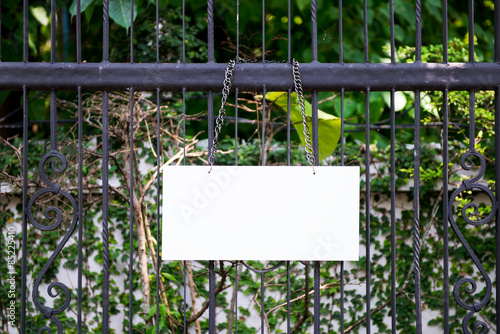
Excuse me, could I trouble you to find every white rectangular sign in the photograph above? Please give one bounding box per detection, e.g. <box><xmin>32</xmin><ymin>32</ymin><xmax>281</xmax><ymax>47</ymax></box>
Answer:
<box><xmin>162</xmin><ymin>166</ymin><xmax>359</xmax><ymax>261</ymax></box>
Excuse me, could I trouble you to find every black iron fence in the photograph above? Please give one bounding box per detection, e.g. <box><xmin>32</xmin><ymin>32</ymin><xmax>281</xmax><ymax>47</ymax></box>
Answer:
<box><xmin>0</xmin><ymin>0</ymin><xmax>499</xmax><ymax>333</ymax></box>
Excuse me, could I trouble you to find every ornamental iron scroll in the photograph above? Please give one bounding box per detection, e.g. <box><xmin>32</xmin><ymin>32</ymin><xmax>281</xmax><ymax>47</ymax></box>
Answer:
<box><xmin>448</xmin><ymin>145</ymin><xmax>498</xmax><ymax>332</ymax></box>
<box><xmin>26</xmin><ymin>145</ymin><xmax>78</xmax><ymax>330</ymax></box>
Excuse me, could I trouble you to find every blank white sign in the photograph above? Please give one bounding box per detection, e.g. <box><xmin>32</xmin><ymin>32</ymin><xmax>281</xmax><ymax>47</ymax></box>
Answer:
<box><xmin>162</xmin><ymin>166</ymin><xmax>359</xmax><ymax>261</ymax></box>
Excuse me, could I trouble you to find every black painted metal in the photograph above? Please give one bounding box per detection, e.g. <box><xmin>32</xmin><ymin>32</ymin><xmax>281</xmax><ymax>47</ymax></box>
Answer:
<box><xmin>208</xmin><ymin>261</ymin><xmax>215</xmax><ymax>334</ymax></box>
<box><xmin>443</xmin><ymin>89</ymin><xmax>450</xmax><ymax>333</ymax></box>
<box><xmin>20</xmin><ymin>85</ymin><xmax>27</xmax><ymax>334</ymax></box>
<box><xmin>102</xmin><ymin>90</ymin><xmax>110</xmax><ymax>333</ymax></box>
<box><xmin>1</xmin><ymin>62</ymin><xmax>500</xmax><ymax>91</ymax></box>
<box><xmin>27</xmin><ymin>90</ymin><xmax>76</xmax><ymax>334</ymax></box>
<box><xmin>9</xmin><ymin>0</ymin><xmax>500</xmax><ymax>333</ymax></box>
<box><xmin>313</xmin><ymin>261</ymin><xmax>320</xmax><ymax>334</ymax></box>
<box><xmin>77</xmin><ymin>86</ymin><xmax>83</xmax><ymax>334</ymax></box>
<box><xmin>390</xmin><ymin>89</ymin><xmax>397</xmax><ymax>333</ymax></box>
<box><xmin>365</xmin><ymin>90</ymin><xmax>371</xmax><ymax>334</ymax></box>
<box><xmin>414</xmin><ymin>90</ymin><xmax>423</xmax><ymax>334</ymax></box>
<box><xmin>155</xmin><ymin>88</ymin><xmax>161</xmax><ymax>334</ymax></box>
<box><xmin>129</xmin><ymin>88</ymin><xmax>135</xmax><ymax>334</ymax></box>
<box><xmin>447</xmin><ymin>91</ymin><xmax>497</xmax><ymax>334</ymax></box>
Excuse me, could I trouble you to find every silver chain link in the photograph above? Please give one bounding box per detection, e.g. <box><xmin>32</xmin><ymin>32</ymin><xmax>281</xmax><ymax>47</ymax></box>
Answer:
<box><xmin>208</xmin><ymin>59</ymin><xmax>235</xmax><ymax>166</ymax></box>
<box><xmin>292</xmin><ymin>59</ymin><xmax>316</xmax><ymax>167</ymax></box>
<box><xmin>209</xmin><ymin>58</ymin><xmax>316</xmax><ymax>168</ymax></box>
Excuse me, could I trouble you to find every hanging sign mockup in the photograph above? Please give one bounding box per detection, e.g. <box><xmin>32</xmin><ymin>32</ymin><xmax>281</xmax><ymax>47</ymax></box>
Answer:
<box><xmin>161</xmin><ymin>166</ymin><xmax>359</xmax><ymax>261</ymax></box>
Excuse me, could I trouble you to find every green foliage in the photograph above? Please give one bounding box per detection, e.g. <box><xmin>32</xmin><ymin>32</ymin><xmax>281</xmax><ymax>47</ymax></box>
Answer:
<box><xmin>0</xmin><ymin>1</ymin><xmax>498</xmax><ymax>333</ymax></box>
<box><xmin>265</xmin><ymin>91</ymin><xmax>341</xmax><ymax>161</ymax></box>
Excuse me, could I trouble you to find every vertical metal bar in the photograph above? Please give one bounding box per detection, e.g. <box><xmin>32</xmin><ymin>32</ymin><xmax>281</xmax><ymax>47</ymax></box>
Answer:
<box><xmin>365</xmin><ymin>89</ymin><xmax>371</xmax><ymax>334</ymax></box>
<box><xmin>262</xmin><ymin>0</ymin><xmax>265</xmax><ymax>62</ymax></box>
<box><xmin>260</xmin><ymin>272</ymin><xmax>265</xmax><ymax>334</ymax></box>
<box><xmin>415</xmin><ymin>0</ymin><xmax>422</xmax><ymax>61</ymax></box>
<box><xmin>312</xmin><ymin>72</ymin><xmax>320</xmax><ymax>333</ymax></box>
<box><xmin>183</xmin><ymin>87</ymin><xmax>187</xmax><ymax>165</ymax></box>
<box><xmin>287</xmin><ymin>90</ymin><xmax>291</xmax><ymax>166</ymax></box>
<box><xmin>103</xmin><ymin>0</ymin><xmax>109</xmax><ymax>62</ymax></box>
<box><xmin>443</xmin><ymin>88</ymin><xmax>449</xmax><ymax>334</ymax></box>
<box><xmin>340</xmin><ymin>261</ymin><xmax>345</xmax><ymax>333</ymax></box>
<box><xmin>287</xmin><ymin>0</ymin><xmax>291</xmax><ymax>61</ymax></box>
<box><xmin>102</xmin><ymin>0</ymin><xmax>111</xmax><ymax>330</ymax></box>
<box><xmin>20</xmin><ymin>85</ymin><xmax>28</xmax><ymax>334</ymax></box>
<box><xmin>77</xmin><ymin>85</ymin><xmax>83</xmax><ymax>334</ymax></box>
<box><xmin>236</xmin><ymin>0</ymin><xmax>240</xmax><ymax>60</ymax></box>
<box><xmin>287</xmin><ymin>261</ymin><xmax>291</xmax><ymax>333</ymax></box>
<box><xmin>339</xmin><ymin>0</ymin><xmax>343</xmax><ymax>64</ymax></box>
<box><xmin>469</xmin><ymin>91</ymin><xmax>475</xmax><ymax>150</ymax></box>
<box><xmin>182</xmin><ymin>0</ymin><xmax>185</xmax><ymax>63</ymax></box>
<box><xmin>495</xmin><ymin>0</ymin><xmax>500</xmax><ymax>62</ymax></box>
<box><xmin>183</xmin><ymin>261</ymin><xmax>187</xmax><ymax>334</ymax></box>
<box><xmin>76</xmin><ymin>0</ymin><xmax>81</xmax><ymax>63</ymax></box>
<box><xmin>23</xmin><ymin>0</ymin><xmax>28</xmax><ymax>63</ymax></box>
<box><xmin>363</xmin><ymin>0</ymin><xmax>369</xmax><ymax>63</ymax></box>
<box><xmin>155</xmin><ymin>88</ymin><xmax>161</xmax><ymax>334</ymax></box>
<box><xmin>495</xmin><ymin>86</ymin><xmax>500</xmax><ymax>332</ymax></box>
<box><xmin>468</xmin><ymin>0</ymin><xmax>474</xmax><ymax>63</ymax></box>
<box><xmin>208</xmin><ymin>0</ymin><xmax>214</xmax><ymax>62</ymax></box>
<box><xmin>21</xmin><ymin>0</ymin><xmax>29</xmax><ymax>329</ymax></box>
<box><xmin>262</xmin><ymin>84</ymin><xmax>266</xmax><ymax>165</ymax></box>
<box><xmin>390</xmin><ymin>88</ymin><xmax>397</xmax><ymax>333</ymax></box>
<box><xmin>234</xmin><ymin>261</ymin><xmax>239</xmax><ymax>333</ymax></box>
<box><xmin>287</xmin><ymin>0</ymin><xmax>291</xmax><ymax>166</ymax></box>
<box><xmin>130</xmin><ymin>0</ymin><xmax>134</xmax><ymax>63</ymax></box>
<box><xmin>235</xmin><ymin>88</ymin><xmax>239</xmax><ymax>165</ymax></box>
<box><xmin>208</xmin><ymin>0</ymin><xmax>214</xmax><ymax>162</ymax></box>
<box><xmin>312</xmin><ymin>91</ymin><xmax>319</xmax><ymax>163</ymax></box>
<box><xmin>340</xmin><ymin>87</ymin><xmax>345</xmax><ymax>334</ymax></box>
<box><xmin>442</xmin><ymin>0</ymin><xmax>448</xmax><ymax>63</ymax></box>
<box><xmin>156</xmin><ymin>0</ymin><xmax>159</xmax><ymax>63</ymax></box>
<box><xmin>235</xmin><ymin>0</ymin><xmax>240</xmax><ymax>165</ymax></box>
<box><xmin>390</xmin><ymin>0</ymin><xmax>395</xmax><ymax>63</ymax></box>
<box><xmin>129</xmin><ymin>88</ymin><xmax>135</xmax><ymax>334</ymax></box>
<box><xmin>102</xmin><ymin>91</ymin><xmax>110</xmax><ymax>334</ymax></box>
<box><xmin>0</xmin><ymin>0</ymin><xmax>2</xmax><ymax>60</ymax></box>
<box><xmin>50</xmin><ymin>91</ymin><xmax>57</xmax><ymax>150</ymax></box>
<box><xmin>208</xmin><ymin>90</ymin><xmax>214</xmax><ymax>160</ymax></box>
<box><xmin>311</xmin><ymin>0</ymin><xmax>318</xmax><ymax>62</ymax></box>
<box><xmin>314</xmin><ymin>261</ymin><xmax>320</xmax><ymax>333</ymax></box>
<box><xmin>413</xmin><ymin>90</ymin><xmax>422</xmax><ymax>334</ymax></box>
<box><xmin>51</xmin><ymin>0</ymin><xmax>56</xmax><ymax>63</ymax></box>
<box><xmin>155</xmin><ymin>3</ymin><xmax>161</xmax><ymax>331</ymax></box>
<box><xmin>340</xmin><ymin>89</ymin><xmax>344</xmax><ymax>164</ymax></box>
<box><xmin>209</xmin><ymin>261</ymin><xmax>216</xmax><ymax>334</ymax></box>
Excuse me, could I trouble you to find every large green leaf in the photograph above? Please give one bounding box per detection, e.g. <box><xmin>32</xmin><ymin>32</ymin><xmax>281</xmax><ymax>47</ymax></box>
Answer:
<box><xmin>109</xmin><ymin>0</ymin><xmax>138</xmax><ymax>29</ymax></box>
<box><xmin>265</xmin><ymin>92</ymin><xmax>341</xmax><ymax>161</ymax></box>
<box><xmin>69</xmin><ymin>0</ymin><xmax>94</xmax><ymax>17</ymax></box>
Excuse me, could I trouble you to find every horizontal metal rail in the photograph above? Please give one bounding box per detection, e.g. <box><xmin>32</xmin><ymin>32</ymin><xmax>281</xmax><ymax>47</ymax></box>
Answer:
<box><xmin>1</xmin><ymin>62</ymin><xmax>500</xmax><ymax>91</ymax></box>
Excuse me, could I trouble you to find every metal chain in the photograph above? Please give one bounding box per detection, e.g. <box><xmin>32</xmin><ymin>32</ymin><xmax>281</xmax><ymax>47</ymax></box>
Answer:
<box><xmin>292</xmin><ymin>59</ymin><xmax>316</xmax><ymax>167</ymax></box>
<box><xmin>208</xmin><ymin>59</ymin><xmax>235</xmax><ymax>166</ymax></box>
<box><xmin>208</xmin><ymin>58</ymin><xmax>316</xmax><ymax>168</ymax></box>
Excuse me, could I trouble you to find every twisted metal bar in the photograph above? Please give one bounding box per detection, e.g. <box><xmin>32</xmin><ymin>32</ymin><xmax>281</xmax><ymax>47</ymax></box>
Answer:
<box><xmin>27</xmin><ymin>151</ymin><xmax>77</xmax><ymax>334</ymax></box>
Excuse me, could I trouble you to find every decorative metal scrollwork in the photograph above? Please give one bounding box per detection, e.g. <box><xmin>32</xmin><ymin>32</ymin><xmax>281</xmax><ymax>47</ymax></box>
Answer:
<box><xmin>27</xmin><ymin>149</ymin><xmax>78</xmax><ymax>334</ymax></box>
<box><xmin>448</xmin><ymin>149</ymin><xmax>498</xmax><ymax>334</ymax></box>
